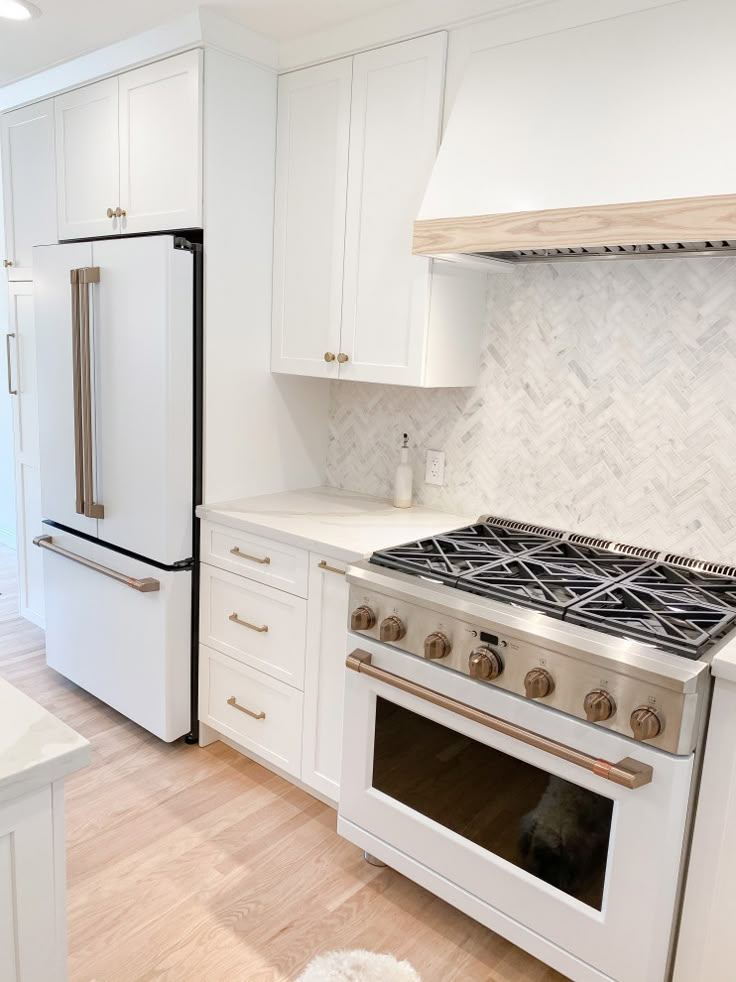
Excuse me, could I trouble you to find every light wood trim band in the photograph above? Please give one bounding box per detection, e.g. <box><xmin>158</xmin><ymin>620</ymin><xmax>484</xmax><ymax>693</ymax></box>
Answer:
<box><xmin>413</xmin><ymin>193</ymin><xmax>736</xmax><ymax>256</ymax></box>
<box><xmin>33</xmin><ymin>535</ymin><xmax>160</xmax><ymax>593</ymax></box>
<box><xmin>347</xmin><ymin>650</ymin><xmax>653</xmax><ymax>790</ymax></box>
<box><xmin>229</xmin><ymin>612</ymin><xmax>269</xmax><ymax>633</ymax></box>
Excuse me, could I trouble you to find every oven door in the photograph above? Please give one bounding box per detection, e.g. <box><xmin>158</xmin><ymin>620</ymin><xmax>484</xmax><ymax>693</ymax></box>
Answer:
<box><xmin>338</xmin><ymin>639</ymin><xmax>693</xmax><ymax>982</ymax></box>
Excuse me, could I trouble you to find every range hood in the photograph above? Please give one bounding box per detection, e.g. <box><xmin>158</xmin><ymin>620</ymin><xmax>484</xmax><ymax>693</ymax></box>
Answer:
<box><xmin>414</xmin><ymin>0</ymin><xmax>736</xmax><ymax>266</ymax></box>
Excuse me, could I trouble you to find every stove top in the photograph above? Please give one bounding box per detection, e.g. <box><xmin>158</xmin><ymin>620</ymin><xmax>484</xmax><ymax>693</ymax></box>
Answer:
<box><xmin>371</xmin><ymin>521</ymin><xmax>736</xmax><ymax>659</ymax></box>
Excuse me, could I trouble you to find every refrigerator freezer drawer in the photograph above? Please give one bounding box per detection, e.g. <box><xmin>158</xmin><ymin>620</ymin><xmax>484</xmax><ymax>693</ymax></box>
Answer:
<box><xmin>40</xmin><ymin>530</ymin><xmax>191</xmax><ymax>741</ymax></box>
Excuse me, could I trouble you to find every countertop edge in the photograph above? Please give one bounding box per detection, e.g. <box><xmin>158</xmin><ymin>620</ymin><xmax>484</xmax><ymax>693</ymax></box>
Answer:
<box><xmin>0</xmin><ymin>740</ymin><xmax>90</xmax><ymax>805</ymax></box>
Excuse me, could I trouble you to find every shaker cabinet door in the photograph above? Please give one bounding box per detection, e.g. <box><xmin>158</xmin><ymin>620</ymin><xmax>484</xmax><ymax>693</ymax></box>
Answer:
<box><xmin>1</xmin><ymin>99</ymin><xmax>57</xmax><ymax>280</ymax></box>
<box><xmin>118</xmin><ymin>50</ymin><xmax>203</xmax><ymax>234</ymax></box>
<box><xmin>55</xmin><ymin>77</ymin><xmax>120</xmax><ymax>240</ymax></box>
<box><xmin>271</xmin><ymin>58</ymin><xmax>352</xmax><ymax>378</ymax></box>
<box><xmin>339</xmin><ymin>34</ymin><xmax>446</xmax><ymax>385</ymax></box>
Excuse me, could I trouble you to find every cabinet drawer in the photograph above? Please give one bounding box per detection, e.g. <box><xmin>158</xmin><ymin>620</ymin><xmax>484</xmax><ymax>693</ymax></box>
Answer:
<box><xmin>201</xmin><ymin>521</ymin><xmax>309</xmax><ymax>596</ymax></box>
<box><xmin>200</xmin><ymin>563</ymin><xmax>306</xmax><ymax>688</ymax></box>
<box><xmin>200</xmin><ymin>647</ymin><xmax>303</xmax><ymax>777</ymax></box>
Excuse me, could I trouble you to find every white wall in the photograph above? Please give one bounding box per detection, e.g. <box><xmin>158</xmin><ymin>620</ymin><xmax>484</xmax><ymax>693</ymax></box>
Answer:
<box><xmin>0</xmin><ymin>184</ymin><xmax>16</xmax><ymax>549</ymax></box>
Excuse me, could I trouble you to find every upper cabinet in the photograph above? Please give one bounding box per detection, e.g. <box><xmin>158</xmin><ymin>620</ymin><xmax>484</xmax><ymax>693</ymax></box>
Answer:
<box><xmin>55</xmin><ymin>50</ymin><xmax>202</xmax><ymax>240</ymax></box>
<box><xmin>1</xmin><ymin>99</ymin><xmax>57</xmax><ymax>280</ymax></box>
<box><xmin>271</xmin><ymin>33</ymin><xmax>485</xmax><ymax>388</ymax></box>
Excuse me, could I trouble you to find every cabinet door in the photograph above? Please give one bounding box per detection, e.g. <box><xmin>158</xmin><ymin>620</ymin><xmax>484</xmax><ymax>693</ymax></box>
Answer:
<box><xmin>7</xmin><ymin>283</ymin><xmax>44</xmax><ymax>626</ymax></box>
<box><xmin>340</xmin><ymin>34</ymin><xmax>446</xmax><ymax>385</ymax></box>
<box><xmin>1</xmin><ymin>100</ymin><xmax>57</xmax><ymax>281</ymax></box>
<box><xmin>271</xmin><ymin>59</ymin><xmax>352</xmax><ymax>378</ymax></box>
<box><xmin>55</xmin><ymin>78</ymin><xmax>120</xmax><ymax>239</ymax></box>
<box><xmin>301</xmin><ymin>552</ymin><xmax>350</xmax><ymax>801</ymax></box>
<box><xmin>118</xmin><ymin>50</ymin><xmax>203</xmax><ymax>234</ymax></box>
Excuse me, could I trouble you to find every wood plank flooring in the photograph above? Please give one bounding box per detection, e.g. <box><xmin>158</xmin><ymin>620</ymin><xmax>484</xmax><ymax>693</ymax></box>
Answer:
<box><xmin>0</xmin><ymin>546</ymin><xmax>566</xmax><ymax>982</ymax></box>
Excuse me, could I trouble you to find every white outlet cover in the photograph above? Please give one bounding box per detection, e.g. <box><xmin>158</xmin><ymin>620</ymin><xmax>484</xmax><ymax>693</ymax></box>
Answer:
<box><xmin>425</xmin><ymin>449</ymin><xmax>446</xmax><ymax>486</ymax></box>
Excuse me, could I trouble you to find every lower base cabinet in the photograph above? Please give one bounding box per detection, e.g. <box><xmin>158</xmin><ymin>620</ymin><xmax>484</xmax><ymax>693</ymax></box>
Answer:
<box><xmin>0</xmin><ymin>785</ymin><xmax>67</xmax><ymax>982</ymax></box>
<box><xmin>198</xmin><ymin>531</ymin><xmax>352</xmax><ymax>804</ymax></box>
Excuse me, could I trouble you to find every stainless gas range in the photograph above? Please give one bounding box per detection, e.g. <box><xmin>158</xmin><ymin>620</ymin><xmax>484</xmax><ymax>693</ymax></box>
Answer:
<box><xmin>337</xmin><ymin>516</ymin><xmax>736</xmax><ymax>982</ymax></box>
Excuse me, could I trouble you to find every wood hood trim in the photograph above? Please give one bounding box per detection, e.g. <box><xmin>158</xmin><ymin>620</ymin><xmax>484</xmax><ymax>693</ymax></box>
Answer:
<box><xmin>413</xmin><ymin>193</ymin><xmax>736</xmax><ymax>256</ymax></box>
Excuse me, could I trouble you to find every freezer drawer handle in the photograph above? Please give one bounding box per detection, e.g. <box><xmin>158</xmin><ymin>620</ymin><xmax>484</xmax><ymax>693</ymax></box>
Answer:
<box><xmin>229</xmin><ymin>612</ymin><xmax>269</xmax><ymax>633</ymax></box>
<box><xmin>5</xmin><ymin>333</ymin><xmax>16</xmax><ymax>395</ymax></box>
<box><xmin>33</xmin><ymin>535</ymin><xmax>160</xmax><ymax>593</ymax></box>
<box><xmin>229</xmin><ymin>547</ymin><xmax>271</xmax><ymax>565</ymax></box>
<box><xmin>227</xmin><ymin>696</ymin><xmax>266</xmax><ymax>720</ymax></box>
<box><xmin>346</xmin><ymin>650</ymin><xmax>653</xmax><ymax>791</ymax></box>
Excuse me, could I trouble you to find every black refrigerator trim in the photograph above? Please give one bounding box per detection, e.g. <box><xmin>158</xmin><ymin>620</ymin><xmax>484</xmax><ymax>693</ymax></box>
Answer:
<box><xmin>40</xmin><ymin>520</ymin><xmax>194</xmax><ymax>572</ymax></box>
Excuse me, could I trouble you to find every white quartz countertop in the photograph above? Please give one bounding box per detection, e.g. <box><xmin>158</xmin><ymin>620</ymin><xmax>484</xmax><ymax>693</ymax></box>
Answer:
<box><xmin>0</xmin><ymin>676</ymin><xmax>90</xmax><ymax>804</ymax></box>
<box><xmin>197</xmin><ymin>486</ymin><xmax>472</xmax><ymax>561</ymax></box>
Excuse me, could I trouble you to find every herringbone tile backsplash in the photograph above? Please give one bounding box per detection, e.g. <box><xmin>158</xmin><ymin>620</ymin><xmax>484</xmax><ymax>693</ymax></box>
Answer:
<box><xmin>326</xmin><ymin>257</ymin><xmax>736</xmax><ymax>563</ymax></box>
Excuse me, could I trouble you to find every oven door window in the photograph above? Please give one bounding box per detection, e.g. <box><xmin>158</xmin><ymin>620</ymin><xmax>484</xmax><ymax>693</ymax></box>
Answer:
<box><xmin>372</xmin><ymin>697</ymin><xmax>614</xmax><ymax>910</ymax></box>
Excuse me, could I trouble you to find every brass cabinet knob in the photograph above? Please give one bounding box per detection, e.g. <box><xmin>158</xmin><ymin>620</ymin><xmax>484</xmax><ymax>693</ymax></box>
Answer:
<box><xmin>107</xmin><ymin>207</ymin><xmax>115</xmax><ymax>218</ymax></box>
<box><xmin>584</xmin><ymin>689</ymin><xmax>616</xmax><ymax>723</ymax></box>
<box><xmin>469</xmin><ymin>646</ymin><xmax>503</xmax><ymax>680</ymax></box>
<box><xmin>3</xmin><ymin>260</ymin><xmax>12</xmax><ymax>268</ymax></box>
<box><xmin>424</xmin><ymin>631</ymin><xmax>451</xmax><ymax>660</ymax></box>
<box><xmin>351</xmin><ymin>605</ymin><xmax>376</xmax><ymax>632</ymax></box>
<box><xmin>380</xmin><ymin>615</ymin><xmax>406</xmax><ymax>643</ymax></box>
<box><xmin>524</xmin><ymin>667</ymin><xmax>554</xmax><ymax>699</ymax></box>
<box><xmin>114</xmin><ymin>207</ymin><xmax>126</xmax><ymax>218</ymax></box>
<box><xmin>324</xmin><ymin>352</ymin><xmax>336</xmax><ymax>362</ymax></box>
<box><xmin>337</xmin><ymin>352</ymin><xmax>349</xmax><ymax>364</ymax></box>
<box><xmin>630</xmin><ymin>706</ymin><xmax>662</xmax><ymax>741</ymax></box>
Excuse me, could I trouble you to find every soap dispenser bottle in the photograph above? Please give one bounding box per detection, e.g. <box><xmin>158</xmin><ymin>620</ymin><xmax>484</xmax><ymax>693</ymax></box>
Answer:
<box><xmin>393</xmin><ymin>433</ymin><xmax>413</xmax><ymax>509</ymax></box>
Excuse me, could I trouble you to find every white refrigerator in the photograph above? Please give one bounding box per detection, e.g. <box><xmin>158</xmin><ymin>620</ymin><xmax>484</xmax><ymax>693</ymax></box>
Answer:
<box><xmin>32</xmin><ymin>234</ymin><xmax>201</xmax><ymax>741</ymax></box>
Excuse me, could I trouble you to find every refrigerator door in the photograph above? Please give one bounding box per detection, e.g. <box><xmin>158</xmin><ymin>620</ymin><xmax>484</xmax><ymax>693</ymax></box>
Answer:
<box><xmin>92</xmin><ymin>236</ymin><xmax>193</xmax><ymax>565</ymax></box>
<box><xmin>39</xmin><ymin>528</ymin><xmax>191</xmax><ymax>741</ymax></box>
<box><xmin>34</xmin><ymin>241</ymin><xmax>99</xmax><ymax>538</ymax></box>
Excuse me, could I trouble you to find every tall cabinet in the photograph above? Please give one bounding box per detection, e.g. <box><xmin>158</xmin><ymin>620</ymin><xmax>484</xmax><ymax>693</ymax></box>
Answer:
<box><xmin>271</xmin><ymin>33</ymin><xmax>485</xmax><ymax>388</ymax></box>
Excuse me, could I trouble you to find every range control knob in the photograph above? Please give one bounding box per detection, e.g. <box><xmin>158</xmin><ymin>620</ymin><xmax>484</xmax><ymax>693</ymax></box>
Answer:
<box><xmin>424</xmin><ymin>631</ymin><xmax>451</xmax><ymax>660</ymax></box>
<box><xmin>524</xmin><ymin>668</ymin><xmax>554</xmax><ymax>699</ymax></box>
<box><xmin>351</xmin><ymin>605</ymin><xmax>376</xmax><ymax>632</ymax></box>
<box><xmin>380</xmin><ymin>615</ymin><xmax>406</xmax><ymax>643</ymax></box>
<box><xmin>630</xmin><ymin>706</ymin><xmax>662</xmax><ymax>741</ymax></box>
<box><xmin>469</xmin><ymin>646</ymin><xmax>503</xmax><ymax>680</ymax></box>
<box><xmin>584</xmin><ymin>689</ymin><xmax>616</xmax><ymax>723</ymax></box>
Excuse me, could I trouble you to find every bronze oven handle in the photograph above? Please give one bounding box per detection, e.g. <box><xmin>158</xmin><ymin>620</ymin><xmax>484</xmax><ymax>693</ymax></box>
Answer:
<box><xmin>346</xmin><ymin>650</ymin><xmax>653</xmax><ymax>791</ymax></box>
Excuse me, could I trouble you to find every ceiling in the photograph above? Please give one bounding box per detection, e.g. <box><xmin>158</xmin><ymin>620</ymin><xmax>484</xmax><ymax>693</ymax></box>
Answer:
<box><xmin>0</xmin><ymin>0</ymin><xmax>408</xmax><ymax>86</ymax></box>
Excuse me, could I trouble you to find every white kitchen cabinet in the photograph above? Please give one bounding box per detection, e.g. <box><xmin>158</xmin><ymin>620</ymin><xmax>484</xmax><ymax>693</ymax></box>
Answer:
<box><xmin>6</xmin><ymin>282</ymin><xmax>44</xmax><ymax>627</ymax></box>
<box><xmin>55</xmin><ymin>51</ymin><xmax>202</xmax><ymax>240</ymax></box>
<box><xmin>301</xmin><ymin>552</ymin><xmax>350</xmax><ymax>801</ymax></box>
<box><xmin>271</xmin><ymin>59</ymin><xmax>352</xmax><ymax>378</ymax></box>
<box><xmin>271</xmin><ymin>33</ymin><xmax>486</xmax><ymax>388</ymax></box>
<box><xmin>55</xmin><ymin>77</ymin><xmax>120</xmax><ymax>240</ymax></box>
<box><xmin>1</xmin><ymin>100</ymin><xmax>57</xmax><ymax>280</ymax></box>
<box><xmin>118</xmin><ymin>50</ymin><xmax>202</xmax><ymax>234</ymax></box>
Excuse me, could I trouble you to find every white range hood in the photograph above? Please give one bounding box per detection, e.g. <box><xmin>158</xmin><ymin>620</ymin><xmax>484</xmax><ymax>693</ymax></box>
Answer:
<box><xmin>414</xmin><ymin>0</ymin><xmax>736</xmax><ymax>264</ymax></box>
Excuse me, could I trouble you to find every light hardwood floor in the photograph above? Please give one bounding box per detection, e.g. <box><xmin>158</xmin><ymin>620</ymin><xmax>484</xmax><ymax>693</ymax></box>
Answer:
<box><xmin>0</xmin><ymin>546</ymin><xmax>566</xmax><ymax>982</ymax></box>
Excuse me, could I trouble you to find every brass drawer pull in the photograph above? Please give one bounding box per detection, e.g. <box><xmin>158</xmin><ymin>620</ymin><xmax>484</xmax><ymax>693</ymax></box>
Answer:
<box><xmin>347</xmin><ymin>650</ymin><xmax>653</xmax><ymax>791</ymax></box>
<box><xmin>227</xmin><ymin>696</ymin><xmax>266</xmax><ymax>720</ymax></box>
<box><xmin>230</xmin><ymin>546</ymin><xmax>271</xmax><ymax>565</ymax></box>
<box><xmin>319</xmin><ymin>560</ymin><xmax>346</xmax><ymax>575</ymax></box>
<box><xmin>229</xmin><ymin>612</ymin><xmax>269</xmax><ymax>633</ymax></box>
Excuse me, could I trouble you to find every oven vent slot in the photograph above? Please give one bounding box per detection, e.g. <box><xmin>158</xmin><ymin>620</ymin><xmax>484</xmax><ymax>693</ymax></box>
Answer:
<box><xmin>569</xmin><ymin>533</ymin><xmax>660</xmax><ymax>561</ymax></box>
<box><xmin>473</xmin><ymin>240</ymin><xmax>736</xmax><ymax>264</ymax></box>
<box><xmin>478</xmin><ymin>514</ymin><xmax>566</xmax><ymax>539</ymax></box>
<box><xmin>660</xmin><ymin>553</ymin><xmax>736</xmax><ymax>579</ymax></box>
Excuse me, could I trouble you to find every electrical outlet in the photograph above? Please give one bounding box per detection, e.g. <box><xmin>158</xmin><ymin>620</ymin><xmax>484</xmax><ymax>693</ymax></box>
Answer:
<box><xmin>425</xmin><ymin>449</ymin><xmax>446</xmax><ymax>486</ymax></box>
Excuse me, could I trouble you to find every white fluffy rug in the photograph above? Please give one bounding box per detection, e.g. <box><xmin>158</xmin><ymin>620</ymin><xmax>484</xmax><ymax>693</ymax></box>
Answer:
<box><xmin>296</xmin><ymin>949</ymin><xmax>421</xmax><ymax>982</ymax></box>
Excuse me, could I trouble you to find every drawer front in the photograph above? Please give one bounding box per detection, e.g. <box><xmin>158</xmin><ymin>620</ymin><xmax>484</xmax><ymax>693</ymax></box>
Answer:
<box><xmin>200</xmin><ymin>563</ymin><xmax>306</xmax><ymax>688</ymax></box>
<box><xmin>200</xmin><ymin>646</ymin><xmax>303</xmax><ymax>777</ymax></box>
<box><xmin>201</xmin><ymin>521</ymin><xmax>309</xmax><ymax>596</ymax></box>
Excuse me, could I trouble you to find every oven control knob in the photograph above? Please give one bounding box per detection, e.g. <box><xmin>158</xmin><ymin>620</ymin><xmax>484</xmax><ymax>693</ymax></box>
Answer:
<box><xmin>380</xmin><ymin>615</ymin><xmax>406</xmax><ymax>643</ymax></box>
<box><xmin>351</xmin><ymin>605</ymin><xmax>376</xmax><ymax>632</ymax></box>
<box><xmin>584</xmin><ymin>689</ymin><xmax>616</xmax><ymax>723</ymax></box>
<box><xmin>630</xmin><ymin>706</ymin><xmax>662</xmax><ymax>741</ymax></box>
<box><xmin>469</xmin><ymin>647</ymin><xmax>503</xmax><ymax>680</ymax></box>
<box><xmin>524</xmin><ymin>668</ymin><xmax>554</xmax><ymax>699</ymax></box>
<box><xmin>424</xmin><ymin>632</ymin><xmax>451</xmax><ymax>660</ymax></box>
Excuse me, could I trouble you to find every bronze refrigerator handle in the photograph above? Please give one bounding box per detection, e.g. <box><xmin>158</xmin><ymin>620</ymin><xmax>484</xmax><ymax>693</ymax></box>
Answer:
<box><xmin>78</xmin><ymin>267</ymin><xmax>104</xmax><ymax>520</ymax></box>
<box><xmin>346</xmin><ymin>650</ymin><xmax>653</xmax><ymax>791</ymax></box>
<box><xmin>5</xmin><ymin>332</ymin><xmax>16</xmax><ymax>395</ymax></box>
<box><xmin>33</xmin><ymin>535</ymin><xmax>160</xmax><ymax>593</ymax></box>
<box><xmin>70</xmin><ymin>270</ymin><xmax>85</xmax><ymax>514</ymax></box>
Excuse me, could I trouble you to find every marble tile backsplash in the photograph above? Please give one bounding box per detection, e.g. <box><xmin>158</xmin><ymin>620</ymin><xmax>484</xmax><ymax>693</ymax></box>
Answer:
<box><xmin>326</xmin><ymin>256</ymin><xmax>736</xmax><ymax>564</ymax></box>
